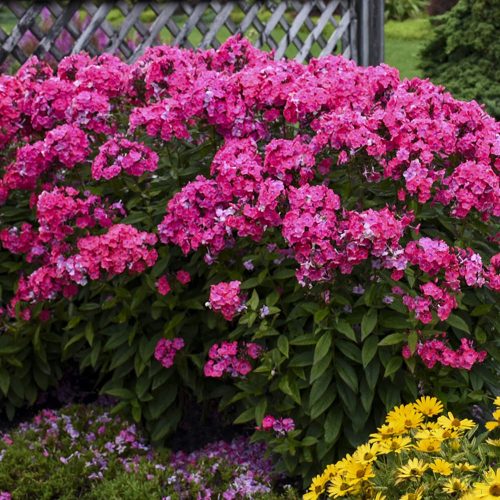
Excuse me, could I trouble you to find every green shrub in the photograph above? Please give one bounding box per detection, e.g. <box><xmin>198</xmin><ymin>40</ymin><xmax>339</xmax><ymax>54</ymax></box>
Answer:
<box><xmin>0</xmin><ymin>403</ymin><xmax>298</xmax><ymax>499</ymax></box>
<box><xmin>420</xmin><ymin>0</ymin><xmax>500</xmax><ymax>118</ymax></box>
<box><xmin>0</xmin><ymin>37</ymin><xmax>498</xmax><ymax>486</ymax></box>
<box><xmin>385</xmin><ymin>0</ymin><xmax>428</xmax><ymax>20</ymax></box>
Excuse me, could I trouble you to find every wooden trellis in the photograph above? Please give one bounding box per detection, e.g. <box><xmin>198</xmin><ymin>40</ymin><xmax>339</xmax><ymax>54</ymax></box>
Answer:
<box><xmin>0</xmin><ymin>1</ymin><xmax>384</xmax><ymax>69</ymax></box>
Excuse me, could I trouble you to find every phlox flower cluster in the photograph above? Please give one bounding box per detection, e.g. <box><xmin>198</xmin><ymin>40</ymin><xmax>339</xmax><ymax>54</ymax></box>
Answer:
<box><xmin>0</xmin><ymin>36</ymin><xmax>497</xmax><ymax>367</ymax></box>
<box><xmin>9</xmin><ymin>224</ymin><xmax>157</xmax><ymax>310</ymax></box>
<box><xmin>0</xmin><ymin>404</ymin><xmax>151</xmax><ymax>485</ymax></box>
<box><xmin>154</xmin><ymin>338</ymin><xmax>184</xmax><ymax>369</ymax></box>
<box><xmin>207</xmin><ymin>281</ymin><xmax>246</xmax><ymax>321</ymax></box>
<box><xmin>155</xmin><ymin>276</ymin><xmax>171</xmax><ymax>296</ymax></box>
<box><xmin>258</xmin><ymin>415</ymin><xmax>295</xmax><ymax>436</ymax></box>
<box><xmin>402</xmin><ymin>336</ymin><xmax>487</xmax><ymax>370</ymax></box>
<box><xmin>2</xmin><ymin>123</ymin><xmax>89</xmax><ymax>193</ymax></box>
<box><xmin>0</xmin><ymin>402</ymin><xmax>279</xmax><ymax>498</ymax></box>
<box><xmin>75</xmin><ymin>224</ymin><xmax>158</xmax><ymax>280</ymax></box>
<box><xmin>167</xmin><ymin>437</ymin><xmax>275</xmax><ymax>498</ymax></box>
<box><xmin>203</xmin><ymin>341</ymin><xmax>262</xmax><ymax>378</ymax></box>
<box><xmin>91</xmin><ymin>135</ymin><xmax>158</xmax><ymax>180</ymax></box>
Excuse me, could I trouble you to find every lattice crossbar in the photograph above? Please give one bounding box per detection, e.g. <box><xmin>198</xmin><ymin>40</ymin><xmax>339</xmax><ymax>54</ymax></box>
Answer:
<box><xmin>0</xmin><ymin>1</ymin><xmax>384</xmax><ymax>69</ymax></box>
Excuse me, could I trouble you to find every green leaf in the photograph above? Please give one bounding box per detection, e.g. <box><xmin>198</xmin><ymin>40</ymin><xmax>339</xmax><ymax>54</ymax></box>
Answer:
<box><xmin>310</xmin><ymin>385</ymin><xmax>337</xmax><ymax>420</ymax></box>
<box><xmin>446</xmin><ymin>314</ymin><xmax>470</xmax><ymax>333</ymax></box>
<box><xmin>290</xmin><ymin>335</ymin><xmax>318</xmax><ymax>346</ymax></box>
<box><xmin>471</xmin><ymin>304</ymin><xmax>492</xmax><ymax>317</ymax></box>
<box><xmin>313</xmin><ymin>332</ymin><xmax>332</xmax><ymax>365</ymax></box>
<box><xmin>240</xmin><ymin>278</ymin><xmax>260</xmax><ymax>289</ymax></box>
<box><xmin>104</xmin><ymin>388</ymin><xmax>134</xmax><ymax>399</ymax></box>
<box><xmin>248</xmin><ymin>290</ymin><xmax>259</xmax><ymax>311</ymax></box>
<box><xmin>288</xmin><ymin>351</ymin><xmax>314</xmax><ymax>367</ymax></box>
<box><xmin>362</xmin><ymin>336</ymin><xmax>379</xmax><ymax>367</ymax></box>
<box><xmin>277</xmin><ymin>336</ymin><xmax>289</xmax><ymax>358</ymax></box>
<box><xmin>378</xmin><ymin>332</ymin><xmax>406</xmax><ymax>346</ymax></box>
<box><xmin>309</xmin><ymin>368</ymin><xmax>334</xmax><ymax>408</ymax></box>
<box><xmin>301</xmin><ymin>436</ymin><xmax>318</xmax><ymax>448</ymax></box>
<box><xmin>335</xmin><ymin>320</ymin><xmax>356</xmax><ymax>342</ymax></box>
<box><xmin>364</xmin><ymin>359</ymin><xmax>380</xmax><ymax>391</ymax></box>
<box><xmin>407</xmin><ymin>330</ymin><xmax>418</xmax><ymax>353</ymax></box>
<box><xmin>335</xmin><ymin>358</ymin><xmax>358</xmax><ymax>392</ymax></box>
<box><xmin>384</xmin><ymin>356</ymin><xmax>403</xmax><ymax>378</ymax></box>
<box><xmin>234</xmin><ymin>407</ymin><xmax>256</xmax><ymax>424</ymax></box>
<box><xmin>310</xmin><ymin>351</ymin><xmax>332</xmax><ymax>383</ymax></box>
<box><xmin>149</xmin><ymin>383</ymin><xmax>177</xmax><ymax>419</ymax></box>
<box><xmin>273</xmin><ymin>268</ymin><xmax>296</xmax><ymax>279</ymax></box>
<box><xmin>360</xmin><ymin>377</ymin><xmax>375</xmax><ymax>413</ymax></box>
<box><xmin>255</xmin><ymin>398</ymin><xmax>267</xmax><ymax>424</ymax></box>
<box><xmin>64</xmin><ymin>332</ymin><xmax>84</xmax><ymax>351</ymax></box>
<box><xmin>336</xmin><ymin>340</ymin><xmax>361</xmax><ymax>364</ymax></box>
<box><xmin>135</xmin><ymin>374</ymin><xmax>150</xmax><ymax>399</ymax></box>
<box><xmin>84</xmin><ymin>322</ymin><xmax>94</xmax><ymax>346</ymax></box>
<box><xmin>0</xmin><ymin>368</ymin><xmax>10</xmax><ymax>396</ymax></box>
<box><xmin>324</xmin><ymin>406</ymin><xmax>343</xmax><ymax>443</ymax></box>
<box><xmin>314</xmin><ymin>308</ymin><xmax>330</xmax><ymax>323</ymax></box>
<box><xmin>361</xmin><ymin>309</ymin><xmax>377</xmax><ymax>339</ymax></box>
<box><xmin>279</xmin><ymin>375</ymin><xmax>301</xmax><ymax>404</ymax></box>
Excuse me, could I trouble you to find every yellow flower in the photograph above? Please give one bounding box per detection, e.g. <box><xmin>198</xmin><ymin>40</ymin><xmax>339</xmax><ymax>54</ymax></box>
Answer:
<box><xmin>470</xmin><ymin>468</ymin><xmax>500</xmax><ymax>499</ymax></box>
<box><xmin>486</xmin><ymin>409</ymin><xmax>500</xmax><ymax>432</ymax></box>
<box><xmin>303</xmin><ymin>492</ymin><xmax>320</xmax><ymax>500</ymax></box>
<box><xmin>414</xmin><ymin>427</ymin><xmax>445</xmax><ymax>442</ymax></box>
<box><xmin>399</xmin><ymin>486</ymin><xmax>424</xmax><ymax>500</ymax></box>
<box><xmin>413</xmin><ymin>396</ymin><xmax>444</xmax><ymax>417</ymax></box>
<box><xmin>344</xmin><ymin>461</ymin><xmax>375</xmax><ymax>484</ymax></box>
<box><xmin>494</xmin><ymin>396</ymin><xmax>500</xmax><ymax>407</ymax></box>
<box><xmin>334</xmin><ymin>454</ymin><xmax>354</xmax><ymax>475</ymax></box>
<box><xmin>396</xmin><ymin>458</ymin><xmax>428</xmax><ymax>484</ymax></box>
<box><xmin>386</xmin><ymin>404</ymin><xmax>424</xmax><ymax>430</ymax></box>
<box><xmin>353</xmin><ymin>443</ymin><xmax>381</xmax><ymax>464</ymax></box>
<box><xmin>305</xmin><ymin>474</ymin><xmax>328</xmax><ymax>499</ymax></box>
<box><xmin>442</xmin><ymin>477</ymin><xmax>469</xmax><ymax>495</ymax></box>
<box><xmin>414</xmin><ymin>438</ymin><xmax>442</xmax><ymax>453</ymax></box>
<box><xmin>430</xmin><ymin>458</ymin><xmax>453</xmax><ymax>476</ymax></box>
<box><xmin>437</xmin><ymin>412</ymin><xmax>476</xmax><ymax>433</ymax></box>
<box><xmin>370</xmin><ymin>423</ymin><xmax>406</xmax><ymax>443</ymax></box>
<box><xmin>323</xmin><ymin>464</ymin><xmax>338</xmax><ymax>481</ymax></box>
<box><xmin>486</xmin><ymin>438</ymin><xmax>500</xmax><ymax>447</ymax></box>
<box><xmin>373</xmin><ymin>493</ymin><xmax>387</xmax><ymax>500</ymax></box>
<box><xmin>327</xmin><ymin>475</ymin><xmax>356</xmax><ymax>498</ymax></box>
<box><xmin>433</xmin><ymin>426</ymin><xmax>461</xmax><ymax>441</ymax></box>
<box><xmin>454</xmin><ymin>462</ymin><xmax>478</xmax><ymax>473</ymax></box>
<box><xmin>379</xmin><ymin>435</ymin><xmax>412</xmax><ymax>454</ymax></box>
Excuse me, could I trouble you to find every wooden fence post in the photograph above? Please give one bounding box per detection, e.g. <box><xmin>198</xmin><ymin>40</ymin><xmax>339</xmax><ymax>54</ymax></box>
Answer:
<box><xmin>368</xmin><ymin>0</ymin><xmax>384</xmax><ymax>65</ymax></box>
<box><xmin>356</xmin><ymin>0</ymin><xmax>384</xmax><ymax>66</ymax></box>
<box><xmin>355</xmin><ymin>0</ymin><xmax>369</xmax><ymax>66</ymax></box>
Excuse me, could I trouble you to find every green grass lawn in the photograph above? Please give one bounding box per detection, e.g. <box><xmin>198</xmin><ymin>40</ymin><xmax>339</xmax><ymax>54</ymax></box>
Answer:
<box><xmin>384</xmin><ymin>17</ymin><xmax>431</xmax><ymax>79</ymax></box>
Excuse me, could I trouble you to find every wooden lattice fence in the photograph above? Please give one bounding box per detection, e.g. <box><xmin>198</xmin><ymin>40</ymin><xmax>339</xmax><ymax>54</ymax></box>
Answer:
<box><xmin>0</xmin><ymin>1</ymin><xmax>384</xmax><ymax>70</ymax></box>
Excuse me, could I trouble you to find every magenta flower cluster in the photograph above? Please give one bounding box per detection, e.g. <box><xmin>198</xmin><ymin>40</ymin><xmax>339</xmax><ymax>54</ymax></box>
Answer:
<box><xmin>154</xmin><ymin>338</ymin><xmax>185</xmax><ymax>369</ymax></box>
<box><xmin>203</xmin><ymin>341</ymin><xmax>262</xmax><ymax>378</ymax></box>
<box><xmin>91</xmin><ymin>135</ymin><xmax>159</xmax><ymax>180</ymax></box>
<box><xmin>207</xmin><ymin>281</ymin><xmax>246</xmax><ymax>321</ymax></box>
<box><xmin>402</xmin><ymin>336</ymin><xmax>487</xmax><ymax>370</ymax></box>
<box><xmin>0</xmin><ymin>35</ymin><xmax>497</xmax><ymax>374</ymax></box>
<box><xmin>258</xmin><ymin>415</ymin><xmax>295</xmax><ymax>436</ymax></box>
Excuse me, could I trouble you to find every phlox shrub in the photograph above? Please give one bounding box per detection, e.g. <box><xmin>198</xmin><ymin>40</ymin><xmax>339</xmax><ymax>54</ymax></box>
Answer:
<box><xmin>0</xmin><ymin>403</ymin><xmax>294</xmax><ymax>499</ymax></box>
<box><xmin>0</xmin><ymin>36</ymin><xmax>498</xmax><ymax>481</ymax></box>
